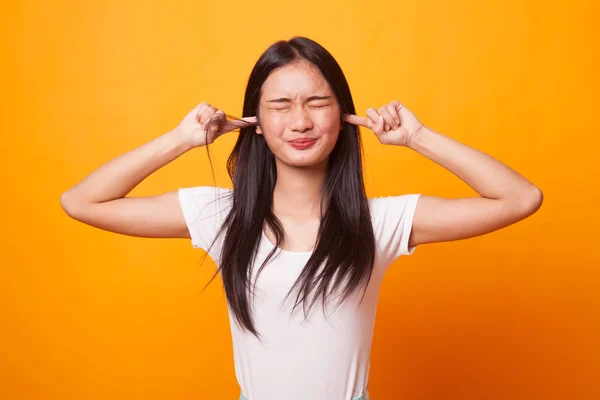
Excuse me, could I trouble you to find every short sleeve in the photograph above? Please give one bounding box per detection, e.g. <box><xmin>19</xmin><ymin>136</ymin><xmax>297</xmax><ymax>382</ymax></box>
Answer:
<box><xmin>177</xmin><ymin>186</ymin><xmax>233</xmax><ymax>253</ymax></box>
<box><xmin>369</xmin><ymin>193</ymin><xmax>421</xmax><ymax>264</ymax></box>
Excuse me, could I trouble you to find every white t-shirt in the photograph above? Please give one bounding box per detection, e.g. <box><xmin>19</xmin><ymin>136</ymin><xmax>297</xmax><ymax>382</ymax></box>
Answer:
<box><xmin>178</xmin><ymin>186</ymin><xmax>421</xmax><ymax>400</ymax></box>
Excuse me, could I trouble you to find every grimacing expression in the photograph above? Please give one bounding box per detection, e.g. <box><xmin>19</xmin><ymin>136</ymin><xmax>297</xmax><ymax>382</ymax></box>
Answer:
<box><xmin>257</xmin><ymin>60</ymin><xmax>342</xmax><ymax>168</ymax></box>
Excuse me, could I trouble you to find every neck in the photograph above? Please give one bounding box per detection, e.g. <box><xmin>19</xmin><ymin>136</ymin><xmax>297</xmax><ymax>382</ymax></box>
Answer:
<box><xmin>272</xmin><ymin>159</ymin><xmax>328</xmax><ymax>219</ymax></box>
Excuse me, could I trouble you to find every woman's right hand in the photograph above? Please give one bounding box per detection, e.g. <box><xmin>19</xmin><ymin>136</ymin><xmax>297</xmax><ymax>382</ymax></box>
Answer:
<box><xmin>175</xmin><ymin>102</ymin><xmax>258</xmax><ymax>148</ymax></box>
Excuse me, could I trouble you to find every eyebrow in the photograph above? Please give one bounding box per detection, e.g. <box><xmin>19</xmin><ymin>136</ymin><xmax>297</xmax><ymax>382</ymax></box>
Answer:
<box><xmin>265</xmin><ymin>95</ymin><xmax>332</xmax><ymax>103</ymax></box>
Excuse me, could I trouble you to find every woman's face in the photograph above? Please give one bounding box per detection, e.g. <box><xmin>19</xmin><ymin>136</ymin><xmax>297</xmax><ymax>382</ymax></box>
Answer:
<box><xmin>257</xmin><ymin>60</ymin><xmax>342</xmax><ymax>168</ymax></box>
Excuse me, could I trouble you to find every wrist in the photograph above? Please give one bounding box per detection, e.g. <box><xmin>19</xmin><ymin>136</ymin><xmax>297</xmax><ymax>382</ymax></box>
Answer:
<box><xmin>168</xmin><ymin>127</ymin><xmax>195</xmax><ymax>153</ymax></box>
<box><xmin>406</xmin><ymin>126</ymin><xmax>431</xmax><ymax>151</ymax></box>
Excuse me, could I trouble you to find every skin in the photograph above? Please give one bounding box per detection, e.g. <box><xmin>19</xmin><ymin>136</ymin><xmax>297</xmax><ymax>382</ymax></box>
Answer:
<box><xmin>254</xmin><ymin>60</ymin><xmax>343</xmax><ymax>250</ymax></box>
<box><xmin>60</xmin><ymin>60</ymin><xmax>543</xmax><ymax>254</ymax></box>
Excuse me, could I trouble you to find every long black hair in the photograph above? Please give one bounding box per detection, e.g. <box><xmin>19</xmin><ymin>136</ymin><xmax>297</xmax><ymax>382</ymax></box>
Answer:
<box><xmin>200</xmin><ymin>37</ymin><xmax>376</xmax><ymax>342</ymax></box>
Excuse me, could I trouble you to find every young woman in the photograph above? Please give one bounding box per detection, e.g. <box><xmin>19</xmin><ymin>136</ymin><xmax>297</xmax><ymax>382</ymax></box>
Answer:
<box><xmin>60</xmin><ymin>37</ymin><xmax>543</xmax><ymax>400</ymax></box>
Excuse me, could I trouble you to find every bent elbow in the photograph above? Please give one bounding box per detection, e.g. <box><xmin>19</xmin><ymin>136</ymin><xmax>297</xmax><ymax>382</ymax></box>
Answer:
<box><xmin>521</xmin><ymin>186</ymin><xmax>544</xmax><ymax>216</ymax></box>
<box><xmin>60</xmin><ymin>191</ymin><xmax>81</xmax><ymax>219</ymax></box>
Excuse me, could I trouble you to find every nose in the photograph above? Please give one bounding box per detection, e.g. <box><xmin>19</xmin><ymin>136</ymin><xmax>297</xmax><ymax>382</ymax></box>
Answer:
<box><xmin>289</xmin><ymin>106</ymin><xmax>313</xmax><ymax>133</ymax></box>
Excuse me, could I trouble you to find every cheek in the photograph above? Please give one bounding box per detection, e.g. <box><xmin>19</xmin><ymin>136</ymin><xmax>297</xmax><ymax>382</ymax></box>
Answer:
<box><xmin>261</xmin><ymin>109</ymin><xmax>341</xmax><ymax>138</ymax></box>
<box><xmin>314</xmin><ymin>113</ymin><xmax>340</xmax><ymax>136</ymax></box>
<box><xmin>261</xmin><ymin>114</ymin><xmax>287</xmax><ymax>138</ymax></box>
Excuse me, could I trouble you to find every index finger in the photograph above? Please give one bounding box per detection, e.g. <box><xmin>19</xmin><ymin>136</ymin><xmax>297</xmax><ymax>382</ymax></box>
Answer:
<box><xmin>225</xmin><ymin>115</ymin><xmax>258</xmax><ymax>130</ymax></box>
<box><xmin>343</xmin><ymin>114</ymin><xmax>371</xmax><ymax>128</ymax></box>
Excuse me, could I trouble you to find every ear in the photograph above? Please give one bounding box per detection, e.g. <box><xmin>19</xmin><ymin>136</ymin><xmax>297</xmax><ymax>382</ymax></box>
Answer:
<box><xmin>254</xmin><ymin>114</ymin><xmax>263</xmax><ymax>134</ymax></box>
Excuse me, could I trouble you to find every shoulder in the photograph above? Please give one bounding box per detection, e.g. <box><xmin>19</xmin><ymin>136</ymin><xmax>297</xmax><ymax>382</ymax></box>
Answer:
<box><xmin>177</xmin><ymin>186</ymin><xmax>234</xmax><ymax>252</ymax></box>
<box><xmin>178</xmin><ymin>185</ymin><xmax>233</xmax><ymax>200</ymax></box>
<box><xmin>368</xmin><ymin>193</ymin><xmax>422</xmax><ymax>262</ymax></box>
<box><xmin>178</xmin><ymin>185</ymin><xmax>233</xmax><ymax>197</ymax></box>
<box><xmin>368</xmin><ymin>193</ymin><xmax>422</xmax><ymax>220</ymax></box>
<box><xmin>178</xmin><ymin>186</ymin><xmax>233</xmax><ymax>217</ymax></box>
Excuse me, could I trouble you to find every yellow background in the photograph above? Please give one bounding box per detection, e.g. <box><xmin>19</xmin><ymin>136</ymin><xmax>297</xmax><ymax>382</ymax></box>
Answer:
<box><xmin>2</xmin><ymin>0</ymin><xmax>599</xmax><ymax>399</ymax></box>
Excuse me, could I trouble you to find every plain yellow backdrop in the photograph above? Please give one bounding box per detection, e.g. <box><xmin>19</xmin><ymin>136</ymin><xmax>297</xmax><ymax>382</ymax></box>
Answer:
<box><xmin>2</xmin><ymin>0</ymin><xmax>599</xmax><ymax>399</ymax></box>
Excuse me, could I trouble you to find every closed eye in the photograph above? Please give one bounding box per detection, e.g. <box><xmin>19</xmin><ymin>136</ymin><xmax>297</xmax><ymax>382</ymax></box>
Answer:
<box><xmin>269</xmin><ymin>103</ymin><xmax>331</xmax><ymax>111</ymax></box>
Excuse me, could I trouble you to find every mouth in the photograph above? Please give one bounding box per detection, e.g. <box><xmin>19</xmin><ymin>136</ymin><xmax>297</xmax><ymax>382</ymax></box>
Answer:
<box><xmin>288</xmin><ymin>137</ymin><xmax>317</xmax><ymax>150</ymax></box>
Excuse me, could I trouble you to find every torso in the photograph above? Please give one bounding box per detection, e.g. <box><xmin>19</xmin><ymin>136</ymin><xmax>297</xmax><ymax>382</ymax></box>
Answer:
<box><xmin>263</xmin><ymin>216</ymin><xmax>321</xmax><ymax>253</ymax></box>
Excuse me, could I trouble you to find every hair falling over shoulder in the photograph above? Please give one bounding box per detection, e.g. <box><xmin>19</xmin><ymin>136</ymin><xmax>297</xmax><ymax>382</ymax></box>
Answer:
<box><xmin>199</xmin><ymin>37</ymin><xmax>376</xmax><ymax>343</ymax></box>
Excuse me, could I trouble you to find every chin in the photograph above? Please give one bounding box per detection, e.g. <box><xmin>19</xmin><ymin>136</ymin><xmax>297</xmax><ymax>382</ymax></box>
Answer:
<box><xmin>281</xmin><ymin>152</ymin><xmax>329</xmax><ymax>168</ymax></box>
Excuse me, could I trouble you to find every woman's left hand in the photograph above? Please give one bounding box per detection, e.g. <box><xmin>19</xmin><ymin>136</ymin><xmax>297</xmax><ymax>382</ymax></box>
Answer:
<box><xmin>343</xmin><ymin>100</ymin><xmax>426</xmax><ymax>147</ymax></box>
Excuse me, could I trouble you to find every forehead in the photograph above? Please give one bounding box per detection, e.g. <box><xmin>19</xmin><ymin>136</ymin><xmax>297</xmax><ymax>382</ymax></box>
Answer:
<box><xmin>261</xmin><ymin>61</ymin><xmax>332</xmax><ymax>99</ymax></box>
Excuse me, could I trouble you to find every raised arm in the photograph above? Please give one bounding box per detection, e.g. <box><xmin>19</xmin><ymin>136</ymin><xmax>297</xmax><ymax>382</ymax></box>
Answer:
<box><xmin>405</xmin><ymin>126</ymin><xmax>543</xmax><ymax>248</ymax></box>
<box><xmin>344</xmin><ymin>100</ymin><xmax>543</xmax><ymax>249</ymax></box>
<box><xmin>59</xmin><ymin>102</ymin><xmax>257</xmax><ymax>239</ymax></box>
<box><xmin>59</xmin><ymin>128</ymin><xmax>192</xmax><ymax>238</ymax></box>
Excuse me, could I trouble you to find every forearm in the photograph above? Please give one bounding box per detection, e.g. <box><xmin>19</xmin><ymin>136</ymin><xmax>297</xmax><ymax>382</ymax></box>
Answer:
<box><xmin>408</xmin><ymin>127</ymin><xmax>542</xmax><ymax>203</ymax></box>
<box><xmin>61</xmin><ymin>128</ymin><xmax>193</xmax><ymax>205</ymax></box>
